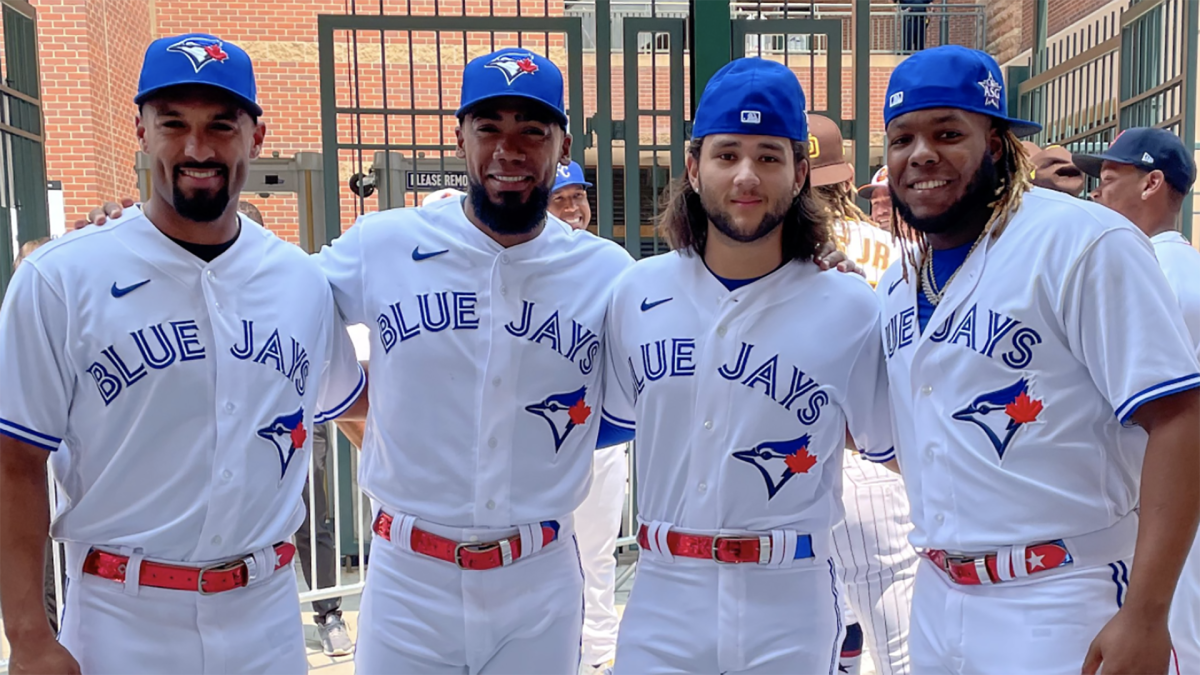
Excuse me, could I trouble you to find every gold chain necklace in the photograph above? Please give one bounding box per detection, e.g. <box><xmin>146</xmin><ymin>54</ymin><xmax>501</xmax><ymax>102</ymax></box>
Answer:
<box><xmin>920</xmin><ymin>227</ymin><xmax>989</xmax><ymax>306</ymax></box>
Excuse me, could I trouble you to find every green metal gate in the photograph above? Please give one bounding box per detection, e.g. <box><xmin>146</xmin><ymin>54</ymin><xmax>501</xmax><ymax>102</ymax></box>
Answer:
<box><xmin>0</xmin><ymin>0</ymin><xmax>48</xmax><ymax>297</ymax></box>
<box><xmin>1013</xmin><ymin>0</ymin><xmax>1198</xmax><ymax>235</ymax></box>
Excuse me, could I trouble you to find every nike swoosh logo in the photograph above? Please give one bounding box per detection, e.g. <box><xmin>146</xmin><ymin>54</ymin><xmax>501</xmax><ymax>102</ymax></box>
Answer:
<box><xmin>412</xmin><ymin>246</ymin><xmax>449</xmax><ymax>261</ymax></box>
<box><xmin>641</xmin><ymin>297</ymin><xmax>673</xmax><ymax>312</ymax></box>
<box><xmin>111</xmin><ymin>280</ymin><xmax>150</xmax><ymax>298</ymax></box>
<box><xmin>887</xmin><ymin>277</ymin><xmax>904</xmax><ymax>295</ymax></box>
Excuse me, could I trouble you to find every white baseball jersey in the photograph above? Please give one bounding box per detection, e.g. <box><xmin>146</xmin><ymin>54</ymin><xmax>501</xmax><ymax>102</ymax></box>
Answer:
<box><xmin>602</xmin><ymin>251</ymin><xmax>893</xmax><ymax>535</ymax></box>
<box><xmin>317</xmin><ymin>197</ymin><xmax>633</xmax><ymax>527</ymax></box>
<box><xmin>834</xmin><ymin>219</ymin><xmax>898</xmax><ymax>289</ymax></box>
<box><xmin>876</xmin><ymin>187</ymin><xmax>1200</xmax><ymax>553</ymax></box>
<box><xmin>0</xmin><ymin>207</ymin><xmax>364</xmax><ymax>563</ymax></box>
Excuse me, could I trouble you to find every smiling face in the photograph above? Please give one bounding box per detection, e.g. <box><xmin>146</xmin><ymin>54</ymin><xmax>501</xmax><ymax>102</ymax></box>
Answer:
<box><xmin>137</xmin><ymin>87</ymin><xmax>264</xmax><ymax>224</ymax></box>
<box><xmin>549</xmin><ymin>185</ymin><xmax>591</xmax><ymax>230</ymax></box>
<box><xmin>687</xmin><ymin>133</ymin><xmax>807</xmax><ymax>244</ymax></box>
<box><xmin>456</xmin><ymin>97</ymin><xmax>571</xmax><ymax>236</ymax></box>
<box><xmin>885</xmin><ymin>108</ymin><xmax>1003</xmax><ymax>237</ymax></box>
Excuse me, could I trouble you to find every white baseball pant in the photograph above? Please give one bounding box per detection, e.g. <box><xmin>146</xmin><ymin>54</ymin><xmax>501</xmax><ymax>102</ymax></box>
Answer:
<box><xmin>909</xmin><ymin>556</ymin><xmax>1182</xmax><ymax>674</ymax></box>
<box><xmin>354</xmin><ymin>515</ymin><xmax>584</xmax><ymax>675</ymax></box>
<box><xmin>58</xmin><ymin>555</ymin><xmax>307</xmax><ymax>674</ymax></box>
<box><xmin>614</xmin><ymin>553</ymin><xmax>845</xmax><ymax>675</ymax></box>
<box><xmin>832</xmin><ymin>451</ymin><xmax>917</xmax><ymax>675</ymax></box>
<box><xmin>574</xmin><ymin>442</ymin><xmax>629</xmax><ymax>667</ymax></box>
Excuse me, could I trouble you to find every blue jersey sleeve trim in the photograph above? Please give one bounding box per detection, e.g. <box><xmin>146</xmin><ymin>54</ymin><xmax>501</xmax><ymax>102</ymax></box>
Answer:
<box><xmin>860</xmin><ymin>446</ymin><xmax>896</xmax><ymax>463</ymax></box>
<box><xmin>601</xmin><ymin>409</ymin><xmax>635</xmax><ymax>429</ymax></box>
<box><xmin>314</xmin><ymin>365</ymin><xmax>366</xmax><ymax>425</ymax></box>
<box><xmin>597</xmin><ymin>418</ymin><xmax>635</xmax><ymax>449</ymax></box>
<box><xmin>1115</xmin><ymin>374</ymin><xmax>1200</xmax><ymax>425</ymax></box>
<box><xmin>0</xmin><ymin>421</ymin><xmax>59</xmax><ymax>452</ymax></box>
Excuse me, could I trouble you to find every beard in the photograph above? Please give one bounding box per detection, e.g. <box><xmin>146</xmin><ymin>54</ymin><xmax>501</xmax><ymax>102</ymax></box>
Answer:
<box><xmin>467</xmin><ymin>178</ymin><xmax>552</xmax><ymax>236</ymax></box>
<box><xmin>172</xmin><ymin>164</ymin><xmax>232</xmax><ymax>223</ymax></box>
<box><xmin>893</xmin><ymin>154</ymin><xmax>999</xmax><ymax>236</ymax></box>
<box><xmin>698</xmin><ymin>177</ymin><xmax>793</xmax><ymax>244</ymax></box>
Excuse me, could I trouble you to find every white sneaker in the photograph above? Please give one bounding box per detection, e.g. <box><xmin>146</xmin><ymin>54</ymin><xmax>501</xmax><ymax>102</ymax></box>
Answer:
<box><xmin>317</xmin><ymin>614</ymin><xmax>355</xmax><ymax>657</ymax></box>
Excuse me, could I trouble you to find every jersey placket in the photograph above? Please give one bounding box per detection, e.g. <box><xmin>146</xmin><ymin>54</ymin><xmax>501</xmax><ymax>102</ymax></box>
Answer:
<box><xmin>473</xmin><ymin>250</ymin><xmax>521</xmax><ymax>527</ymax></box>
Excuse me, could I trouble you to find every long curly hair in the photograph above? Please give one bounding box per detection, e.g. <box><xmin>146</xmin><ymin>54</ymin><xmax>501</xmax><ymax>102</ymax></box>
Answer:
<box><xmin>893</xmin><ymin>124</ymin><xmax>1035</xmax><ymax>282</ymax></box>
<box><xmin>814</xmin><ymin>181</ymin><xmax>873</xmax><ymax>246</ymax></box>
<box><xmin>658</xmin><ymin>137</ymin><xmax>834</xmax><ymax>262</ymax></box>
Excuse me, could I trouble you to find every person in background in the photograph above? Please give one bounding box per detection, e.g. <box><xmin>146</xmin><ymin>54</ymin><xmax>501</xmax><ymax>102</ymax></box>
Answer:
<box><xmin>896</xmin><ymin>0</ymin><xmax>933</xmax><ymax>52</ymax></box>
<box><xmin>857</xmin><ymin>166</ymin><xmax>894</xmax><ymax>234</ymax></box>
<box><xmin>1031</xmin><ymin>145</ymin><xmax>1085</xmax><ymax>197</ymax></box>
<box><xmin>236</xmin><ymin>199</ymin><xmax>354</xmax><ymax>659</ymax></box>
<box><xmin>545</xmin><ymin>159</ymin><xmax>625</xmax><ymax>675</ymax></box>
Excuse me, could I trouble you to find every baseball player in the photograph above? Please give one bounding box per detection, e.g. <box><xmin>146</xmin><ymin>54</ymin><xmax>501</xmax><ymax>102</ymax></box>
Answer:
<box><xmin>874</xmin><ymin>45</ymin><xmax>1200</xmax><ymax>675</ymax></box>
<box><xmin>601</xmin><ymin>57</ymin><xmax>894</xmax><ymax>675</ymax></box>
<box><xmin>316</xmin><ymin>48</ymin><xmax>637</xmax><ymax>674</ymax></box>
<box><xmin>544</xmin><ymin>159</ymin><xmax>627</xmax><ymax>674</ymax></box>
<box><xmin>0</xmin><ymin>33</ymin><xmax>365</xmax><ymax>675</ymax></box>
<box><xmin>1076</xmin><ymin>127</ymin><xmax>1200</xmax><ymax>672</ymax></box>
<box><xmin>858</xmin><ymin>167</ymin><xmax>896</xmax><ymax>234</ymax></box>
<box><xmin>810</xmin><ymin>113</ymin><xmax>918</xmax><ymax>675</ymax></box>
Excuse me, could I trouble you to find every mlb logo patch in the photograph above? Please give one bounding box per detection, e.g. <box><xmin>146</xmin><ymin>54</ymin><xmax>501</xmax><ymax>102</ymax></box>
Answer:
<box><xmin>889</xmin><ymin>91</ymin><xmax>904</xmax><ymax>108</ymax></box>
<box><xmin>741</xmin><ymin>110</ymin><xmax>762</xmax><ymax>124</ymax></box>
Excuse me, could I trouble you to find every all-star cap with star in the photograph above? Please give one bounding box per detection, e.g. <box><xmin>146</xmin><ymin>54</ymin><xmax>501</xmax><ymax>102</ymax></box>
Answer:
<box><xmin>456</xmin><ymin>48</ymin><xmax>567</xmax><ymax>127</ymax></box>
<box><xmin>136</xmin><ymin>33</ymin><xmax>262</xmax><ymax>117</ymax></box>
<box><xmin>884</xmin><ymin>45</ymin><xmax>1041</xmax><ymax>138</ymax></box>
<box><xmin>692</xmin><ymin>57</ymin><xmax>809</xmax><ymax>143</ymax></box>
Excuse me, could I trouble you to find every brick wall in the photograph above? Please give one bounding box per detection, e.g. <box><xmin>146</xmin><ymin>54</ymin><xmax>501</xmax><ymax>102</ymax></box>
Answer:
<box><xmin>1020</xmin><ymin>0</ymin><xmax>1114</xmax><ymax>52</ymax></box>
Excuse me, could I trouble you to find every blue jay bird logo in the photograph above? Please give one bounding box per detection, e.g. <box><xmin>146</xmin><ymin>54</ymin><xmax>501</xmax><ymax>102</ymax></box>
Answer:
<box><xmin>732</xmin><ymin>434</ymin><xmax>817</xmax><ymax>500</ymax></box>
<box><xmin>257</xmin><ymin>408</ymin><xmax>307</xmax><ymax>480</ymax></box>
<box><xmin>167</xmin><ymin>37</ymin><xmax>230</xmax><ymax>73</ymax></box>
<box><xmin>485</xmin><ymin>53</ymin><xmax>540</xmax><ymax>85</ymax></box>
<box><xmin>952</xmin><ymin>378</ymin><xmax>1044</xmax><ymax>460</ymax></box>
<box><xmin>525</xmin><ymin>386</ymin><xmax>592</xmax><ymax>453</ymax></box>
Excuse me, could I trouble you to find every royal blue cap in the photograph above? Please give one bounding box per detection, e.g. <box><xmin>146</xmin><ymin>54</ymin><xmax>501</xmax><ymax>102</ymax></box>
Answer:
<box><xmin>692</xmin><ymin>58</ymin><xmax>808</xmax><ymax>142</ymax></box>
<box><xmin>456</xmin><ymin>48</ymin><xmax>567</xmax><ymax>126</ymax></box>
<box><xmin>135</xmin><ymin>34</ymin><xmax>261</xmax><ymax>117</ymax></box>
<box><xmin>884</xmin><ymin>46</ymin><xmax>1040</xmax><ymax>138</ymax></box>
<box><xmin>553</xmin><ymin>161</ymin><xmax>592</xmax><ymax>191</ymax></box>
<box><xmin>1074</xmin><ymin>127</ymin><xmax>1198</xmax><ymax>195</ymax></box>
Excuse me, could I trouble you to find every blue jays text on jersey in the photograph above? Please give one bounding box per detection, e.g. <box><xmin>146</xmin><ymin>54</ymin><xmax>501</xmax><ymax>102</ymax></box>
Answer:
<box><xmin>375</xmin><ymin>293</ymin><xmax>601</xmax><ymax>375</ymax></box>
<box><xmin>884</xmin><ymin>303</ymin><xmax>1043</xmax><ymax>369</ymax></box>
<box><xmin>88</xmin><ymin>319</ymin><xmax>312</xmax><ymax>404</ymax></box>
<box><xmin>627</xmin><ymin>338</ymin><xmax>830</xmax><ymax>426</ymax></box>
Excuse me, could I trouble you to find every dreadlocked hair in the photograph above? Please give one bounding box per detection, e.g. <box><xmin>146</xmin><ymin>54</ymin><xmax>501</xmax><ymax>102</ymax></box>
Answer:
<box><xmin>814</xmin><ymin>181</ymin><xmax>872</xmax><ymax>246</ymax></box>
<box><xmin>895</xmin><ymin>124</ymin><xmax>1035</xmax><ymax>284</ymax></box>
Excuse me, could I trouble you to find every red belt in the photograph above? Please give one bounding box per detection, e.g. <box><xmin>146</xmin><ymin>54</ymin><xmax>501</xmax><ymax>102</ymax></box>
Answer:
<box><xmin>83</xmin><ymin>542</ymin><xmax>295</xmax><ymax>595</ymax></box>
<box><xmin>636</xmin><ymin>524</ymin><xmax>814</xmax><ymax>564</ymax></box>
<box><xmin>373</xmin><ymin>511</ymin><xmax>559</xmax><ymax>571</ymax></box>
<box><xmin>925</xmin><ymin>540</ymin><xmax>1073</xmax><ymax>585</ymax></box>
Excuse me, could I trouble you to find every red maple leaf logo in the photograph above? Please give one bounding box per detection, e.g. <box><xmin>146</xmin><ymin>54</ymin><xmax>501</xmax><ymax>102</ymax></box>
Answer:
<box><xmin>290</xmin><ymin>422</ymin><xmax>307</xmax><ymax>449</ymax></box>
<box><xmin>517</xmin><ymin>57</ymin><xmax>538</xmax><ymax>74</ymax></box>
<box><xmin>1005</xmin><ymin>392</ymin><xmax>1043</xmax><ymax>424</ymax></box>
<box><xmin>204</xmin><ymin>43</ymin><xmax>229</xmax><ymax>61</ymax></box>
<box><xmin>784</xmin><ymin>448</ymin><xmax>817</xmax><ymax>474</ymax></box>
<box><xmin>568</xmin><ymin>398</ymin><xmax>592</xmax><ymax>425</ymax></box>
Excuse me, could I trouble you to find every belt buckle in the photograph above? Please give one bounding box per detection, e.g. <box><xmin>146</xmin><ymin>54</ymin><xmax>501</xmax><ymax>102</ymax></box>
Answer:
<box><xmin>197</xmin><ymin>557</ymin><xmax>248</xmax><ymax>595</ymax></box>
<box><xmin>711</xmin><ymin>536</ymin><xmax>761</xmax><ymax>564</ymax></box>
<box><xmin>454</xmin><ymin>541</ymin><xmax>500</xmax><ymax>570</ymax></box>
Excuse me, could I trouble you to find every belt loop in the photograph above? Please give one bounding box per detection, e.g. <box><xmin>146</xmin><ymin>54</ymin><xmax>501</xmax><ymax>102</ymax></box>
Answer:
<box><xmin>519</xmin><ymin>523</ymin><xmax>543</xmax><ymax>557</ymax></box>
<box><xmin>973</xmin><ymin>558</ymin><xmax>993</xmax><ymax>585</ymax></box>
<box><xmin>120</xmin><ymin>547</ymin><xmax>144</xmax><ymax>597</ymax></box>
<box><xmin>1012</xmin><ymin>545</ymin><xmax>1030</xmax><ymax>579</ymax></box>
<box><xmin>245</xmin><ymin>545</ymin><xmax>275</xmax><ymax>588</ymax></box>
<box><xmin>769</xmin><ymin>529</ymin><xmax>793</xmax><ymax>568</ymax></box>
<box><xmin>651</xmin><ymin>522</ymin><xmax>675</xmax><ymax>563</ymax></box>
<box><xmin>393</xmin><ymin>513</ymin><xmax>417</xmax><ymax>553</ymax></box>
<box><xmin>499</xmin><ymin>539</ymin><xmax>514</xmax><ymax>566</ymax></box>
<box><xmin>996</xmin><ymin>546</ymin><xmax>1015</xmax><ymax>582</ymax></box>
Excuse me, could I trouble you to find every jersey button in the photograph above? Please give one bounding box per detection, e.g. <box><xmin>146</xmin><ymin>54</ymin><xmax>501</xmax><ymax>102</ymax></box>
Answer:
<box><xmin>925</xmin><ymin>450</ymin><xmax>934</xmax><ymax>462</ymax></box>
<box><xmin>703</xmin><ymin>420</ymin><xmax>713</xmax><ymax>430</ymax></box>
<box><xmin>225</xmin><ymin>402</ymin><xmax>236</xmax><ymax>413</ymax></box>
<box><xmin>492</xmin><ymin>377</ymin><xmax>502</xmax><ymax>387</ymax></box>
<box><xmin>935</xmin><ymin>514</ymin><xmax>945</xmax><ymax>524</ymax></box>
<box><xmin>716</xmin><ymin>326</ymin><xmax>728</xmax><ymax>338</ymax></box>
<box><xmin>214</xmin><ymin>301</ymin><xmax>223</xmax><ymax>312</ymax></box>
<box><xmin>486</xmin><ymin>500</ymin><xmax>496</xmax><ymax>510</ymax></box>
<box><xmin>211</xmin><ymin>535</ymin><xmax>222</xmax><ymax>545</ymax></box>
<box><xmin>488</xmin><ymin>437</ymin><xmax>498</xmax><ymax>448</ymax></box>
<box><xmin>501</xmin><ymin>254</ymin><xmax>511</xmax><ymax>264</ymax></box>
<box><xmin>206</xmin><ymin>270</ymin><xmax>215</xmax><ymax>280</ymax></box>
<box><xmin>698</xmin><ymin>483</ymin><xmax>707</xmax><ymax>493</ymax></box>
<box><xmin>500</xmin><ymin>286</ymin><xmax>508</xmax><ymax>296</ymax></box>
<box><xmin>222</xmin><ymin>470</ymin><xmax>233</xmax><ymax>481</ymax></box>
<box><xmin>921</xmin><ymin>385</ymin><xmax>933</xmax><ymax>395</ymax></box>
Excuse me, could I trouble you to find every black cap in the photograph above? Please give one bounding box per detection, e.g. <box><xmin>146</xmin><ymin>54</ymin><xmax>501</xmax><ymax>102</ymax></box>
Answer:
<box><xmin>1073</xmin><ymin>127</ymin><xmax>1197</xmax><ymax>195</ymax></box>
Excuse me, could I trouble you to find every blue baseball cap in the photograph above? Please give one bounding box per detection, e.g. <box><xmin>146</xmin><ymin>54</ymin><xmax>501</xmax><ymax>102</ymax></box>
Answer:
<box><xmin>135</xmin><ymin>34</ymin><xmax>261</xmax><ymax>117</ymax></box>
<box><xmin>1074</xmin><ymin>127</ymin><xmax>1197</xmax><ymax>194</ymax></box>
<box><xmin>884</xmin><ymin>46</ymin><xmax>1040</xmax><ymax>138</ymax></box>
<box><xmin>553</xmin><ymin>161</ymin><xmax>592</xmax><ymax>192</ymax></box>
<box><xmin>692</xmin><ymin>58</ymin><xmax>808</xmax><ymax>143</ymax></box>
<box><xmin>456</xmin><ymin>48</ymin><xmax>567</xmax><ymax>126</ymax></box>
